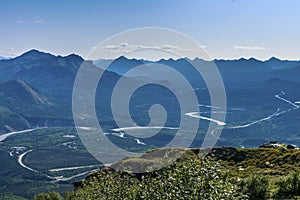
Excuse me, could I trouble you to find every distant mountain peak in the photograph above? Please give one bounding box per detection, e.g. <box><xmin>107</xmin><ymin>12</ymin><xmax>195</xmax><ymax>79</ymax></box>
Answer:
<box><xmin>192</xmin><ymin>57</ymin><xmax>206</xmax><ymax>62</ymax></box>
<box><xmin>22</xmin><ymin>49</ymin><xmax>50</xmax><ymax>56</ymax></box>
<box><xmin>65</xmin><ymin>53</ymin><xmax>81</xmax><ymax>58</ymax></box>
<box><xmin>248</xmin><ymin>57</ymin><xmax>259</xmax><ymax>61</ymax></box>
<box><xmin>265</xmin><ymin>56</ymin><xmax>300</xmax><ymax>70</ymax></box>
<box><xmin>267</xmin><ymin>57</ymin><xmax>281</xmax><ymax>61</ymax></box>
<box><xmin>112</xmin><ymin>55</ymin><xmax>146</xmax><ymax>65</ymax></box>
<box><xmin>60</xmin><ymin>53</ymin><xmax>84</xmax><ymax>63</ymax></box>
<box><xmin>16</xmin><ymin>50</ymin><xmax>84</xmax><ymax>63</ymax></box>
<box><xmin>115</xmin><ymin>55</ymin><xmax>129</xmax><ymax>61</ymax></box>
<box><xmin>15</xmin><ymin>49</ymin><xmax>54</xmax><ymax>61</ymax></box>
<box><xmin>238</xmin><ymin>58</ymin><xmax>247</xmax><ymax>61</ymax></box>
<box><xmin>26</xmin><ymin>49</ymin><xmax>43</xmax><ymax>54</ymax></box>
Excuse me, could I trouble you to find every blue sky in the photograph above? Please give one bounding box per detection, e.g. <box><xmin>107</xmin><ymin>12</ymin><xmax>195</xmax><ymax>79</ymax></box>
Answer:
<box><xmin>1</xmin><ymin>0</ymin><xmax>300</xmax><ymax>60</ymax></box>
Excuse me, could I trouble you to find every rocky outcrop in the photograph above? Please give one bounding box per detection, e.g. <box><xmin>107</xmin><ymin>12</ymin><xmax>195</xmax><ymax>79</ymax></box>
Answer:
<box><xmin>259</xmin><ymin>141</ymin><xmax>285</xmax><ymax>149</ymax></box>
<box><xmin>259</xmin><ymin>141</ymin><xmax>299</xmax><ymax>149</ymax></box>
<box><xmin>287</xmin><ymin>144</ymin><xmax>299</xmax><ymax>149</ymax></box>
<box><xmin>207</xmin><ymin>146</ymin><xmax>237</xmax><ymax>160</ymax></box>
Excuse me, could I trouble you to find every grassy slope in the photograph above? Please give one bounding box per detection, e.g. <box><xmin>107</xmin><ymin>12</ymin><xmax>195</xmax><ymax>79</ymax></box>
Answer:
<box><xmin>41</xmin><ymin>146</ymin><xmax>300</xmax><ymax>200</ymax></box>
<box><xmin>0</xmin><ymin>106</ymin><xmax>30</xmax><ymax>133</ymax></box>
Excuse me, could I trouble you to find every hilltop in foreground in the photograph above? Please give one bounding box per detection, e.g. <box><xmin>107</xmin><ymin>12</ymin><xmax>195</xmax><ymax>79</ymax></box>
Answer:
<box><xmin>36</xmin><ymin>143</ymin><xmax>300</xmax><ymax>200</ymax></box>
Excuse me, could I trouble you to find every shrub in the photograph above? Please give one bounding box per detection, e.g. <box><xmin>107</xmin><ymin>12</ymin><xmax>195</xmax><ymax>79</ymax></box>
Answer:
<box><xmin>63</xmin><ymin>158</ymin><xmax>242</xmax><ymax>200</ymax></box>
<box><xmin>34</xmin><ymin>192</ymin><xmax>62</xmax><ymax>200</ymax></box>
<box><xmin>276</xmin><ymin>171</ymin><xmax>300</xmax><ymax>198</ymax></box>
<box><xmin>239</xmin><ymin>174</ymin><xmax>269</xmax><ymax>200</ymax></box>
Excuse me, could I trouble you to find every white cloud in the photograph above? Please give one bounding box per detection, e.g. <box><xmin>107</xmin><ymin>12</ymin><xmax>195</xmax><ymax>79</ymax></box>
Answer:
<box><xmin>2</xmin><ymin>53</ymin><xmax>16</xmax><ymax>57</ymax></box>
<box><xmin>101</xmin><ymin>42</ymin><xmax>129</xmax><ymax>50</ymax></box>
<box><xmin>100</xmin><ymin>45</ymin><xmax>129</xmax><ymax>53</ymax></box>
<box><xmin>34</xmin><ymin>17</ymin><xmax>44</xmax><ymax>24</ymax></box>
<box><xmin>0</xmin><ymin>48</ymin><xmax>16</xmax><ymax>57</ymax></box>
<box><xmin>104</xmin><ymin>45</ymin><xmax>118</xmax><ymax>50</ymax></box>
<box><xmin>132</xmin><ymin>45</ymin><xmax>145</xmax><ymax>49</ymax></box>
<box><xmin>159</xmin><ymin>44</ymin><xmax>206</xmax><ymax>51</ymax></box>
<box><xmin>160</xmin><ymin>44</ymin><xmax>179</xmax><ymax>50</ymax></box>
<box><xmin>102</xmin><ymin>43</ymin><xmax>141</xmax><ymax>51</ymax></box>
<box><xmin>198</xmin><ymin>45</ymin><xmax>207</xmax><ymax>49</ymax></box>
<box><xmin>103</xmin><ymin>43</ymin><xmax>180</xmax><ymax>51</ymax></box>
<box><xmin>99</xmin><ymin>43</ymin><xmax>207</xmax><ymax>57</ymax></box>
<box><xmin>119</xmin><ymin>42</ymin><xmax>128</xmax><ymax>47</ymax></box>
<box><xmin>17</xmin><ymin>20</ymin><xmax>23</xmax><ymax>24</ymax></box>
<box><xmin>234</xmin><ymin>46</ymin><xmax>266</xmax><ymax>50</ymax></box>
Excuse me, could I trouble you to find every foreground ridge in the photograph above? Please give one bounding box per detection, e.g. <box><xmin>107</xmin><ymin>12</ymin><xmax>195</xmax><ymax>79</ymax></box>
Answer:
<box><xmin>36</xmin><ymin>144</ymin><xmax>300</xmax><ymax>200</ymax></box>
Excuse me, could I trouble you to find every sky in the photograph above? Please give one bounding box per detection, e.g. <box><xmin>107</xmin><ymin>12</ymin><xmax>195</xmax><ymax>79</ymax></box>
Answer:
<box><xmin>1</xmin><ymin>0</ymin><xmax>300</xmax><ymax>60</ymax></box>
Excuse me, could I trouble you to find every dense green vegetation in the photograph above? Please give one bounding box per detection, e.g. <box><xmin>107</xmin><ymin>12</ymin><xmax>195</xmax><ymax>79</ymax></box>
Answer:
<box><xmin>35</xmin><ymin>147</ymin><xmax>300</xmax><ymax>200</ymax></box>
<box><xmin>276</xmin><ymin>171</ymin><xmax>300</xmax><ymax>198</ymax></box>
<box><xmin>38</xmin><ymin>156</ymin><xmax>242</xmax><ymax>200</ymax></box>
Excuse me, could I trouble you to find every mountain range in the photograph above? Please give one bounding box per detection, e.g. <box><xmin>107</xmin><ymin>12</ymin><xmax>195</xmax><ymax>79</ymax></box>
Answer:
<box><xmin>94</xmin><ymin>54</ymin><xmax>300</xmax><ymax>86</ymax></box>
<box><xmin>0</xmin><ymin>49</ymin><xmax>299</xmax><ymax>133</ymax></box>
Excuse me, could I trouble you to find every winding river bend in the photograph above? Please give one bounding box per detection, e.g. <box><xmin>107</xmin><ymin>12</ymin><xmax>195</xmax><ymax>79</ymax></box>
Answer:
<box><xmin>198</xmin><ymin>91</ymin><xmax>300</xmax><ymax>139</ymax></box>
<box><xmin>228</xmin><ymin>91</ymin><xmax>299</xmax><ymax>129</ymax></box>
<box><xmin>186</xmin><ymin>91</ymin><xmax>299</xmax><ymax>130</ymax></box>
<box><xmin>16</xmin><ymin>148</ymin><xmax>101</xmax><ymax>182</ymax></box>
<box><xmin>0</xmin><ymin>127</ymin><xmax>101</xmax><ymax>182</ymax></box>
<box><xmin>0</xmin><ymin>128</ymin><xmax>39</xmax><ymax>142</ymax></box>
<box><xmin>18</xmin><ymin>150</ymin><xmax>38</xmax><ymax>173</ymax></box>
<box><xmin>1</xmin><ymin>91</ymin><xmax>299</xmax><ymax>181</ymax></box>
